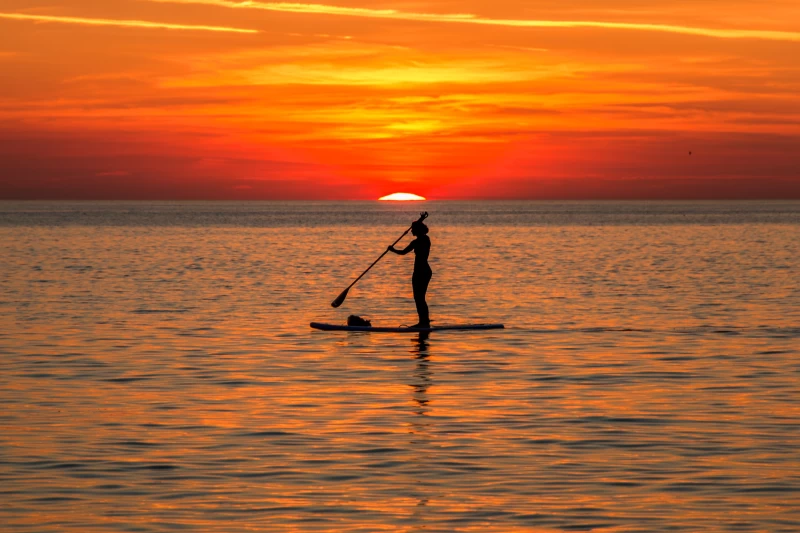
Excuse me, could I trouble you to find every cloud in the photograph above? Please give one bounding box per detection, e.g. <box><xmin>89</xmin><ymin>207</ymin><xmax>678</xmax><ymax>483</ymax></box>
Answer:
<box><xmin>146</xmin><ymin>0</ymin><xmax>800</xmax><ymax>42</ymax></box>
<box><xmin>0</xmin><ymin>12</ymin><xmax>257</xmax><ymax>34</ymax></box>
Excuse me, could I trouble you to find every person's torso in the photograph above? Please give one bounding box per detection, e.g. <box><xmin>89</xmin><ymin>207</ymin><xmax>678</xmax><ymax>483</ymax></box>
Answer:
<box><xmin>413</xmin><ymin>236</ymin><xmax>431</xmax><ymax>270</ymax></box>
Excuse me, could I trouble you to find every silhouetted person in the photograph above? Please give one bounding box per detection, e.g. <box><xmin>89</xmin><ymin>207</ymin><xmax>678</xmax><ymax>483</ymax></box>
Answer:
<box><xmin>388</xmin><ymin>220</ymin><xmax>431</xmax><ymax>328</ymax></box>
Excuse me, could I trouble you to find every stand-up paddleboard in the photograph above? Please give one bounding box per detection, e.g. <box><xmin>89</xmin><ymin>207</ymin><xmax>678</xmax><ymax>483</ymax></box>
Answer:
<box><xmin>310</xmin><ymin>322</ymin><xmax>504</xmax><ymax>333</ymax></box>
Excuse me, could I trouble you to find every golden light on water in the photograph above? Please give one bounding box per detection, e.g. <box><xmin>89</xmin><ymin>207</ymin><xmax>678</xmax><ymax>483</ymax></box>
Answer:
<box><xmin>378</xmin><ymin>193</ymin><xmax>426</xmax><ymax>201</ymax></box>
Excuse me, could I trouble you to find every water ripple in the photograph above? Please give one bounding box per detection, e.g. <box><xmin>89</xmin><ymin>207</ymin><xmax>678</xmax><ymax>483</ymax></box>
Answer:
<box><xmin>1</xmin><ymin>202</ymin><xmax>798</xmax><ymax>531</ymax></box>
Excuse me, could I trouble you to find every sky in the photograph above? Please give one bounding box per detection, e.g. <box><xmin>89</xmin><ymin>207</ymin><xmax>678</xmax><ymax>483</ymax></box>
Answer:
<box><xmin>1</xmin><ymin>0</ymin><xmax>799</xmax><ymax>200</ymax></box>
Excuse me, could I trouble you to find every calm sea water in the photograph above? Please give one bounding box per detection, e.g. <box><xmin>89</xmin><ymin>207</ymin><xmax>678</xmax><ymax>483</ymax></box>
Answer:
<box><xmin>1</xmin><ymin>201</ymin><xmax>798</xmax><ymax>532</ymax></box>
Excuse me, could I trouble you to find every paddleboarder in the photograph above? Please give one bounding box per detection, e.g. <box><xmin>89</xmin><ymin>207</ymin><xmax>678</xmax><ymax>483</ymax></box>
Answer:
<box><xmin>388</xmin><ymin>219</ymin><xmax>431</xmax><ymax>328</ymax></box>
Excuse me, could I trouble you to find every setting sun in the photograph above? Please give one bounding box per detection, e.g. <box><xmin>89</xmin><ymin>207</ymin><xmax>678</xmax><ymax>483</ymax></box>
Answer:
<box><xmin>378</xmin><ymin>193</ymin><xmax>427</xmax><ymax>201</ymax></box>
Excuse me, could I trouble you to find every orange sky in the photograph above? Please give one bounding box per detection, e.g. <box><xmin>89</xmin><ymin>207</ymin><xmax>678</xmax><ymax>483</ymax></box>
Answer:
<box><xmin>1</xmin><ymin>0</ymin><xmax>799</xmax><ymax>199</ymax></box>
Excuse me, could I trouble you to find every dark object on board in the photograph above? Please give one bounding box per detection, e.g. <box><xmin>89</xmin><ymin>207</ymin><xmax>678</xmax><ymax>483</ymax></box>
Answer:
<box><xmin>347</xmin><ymin>315</ymin><xmax>372</xmax><ymax>327</ymax></box>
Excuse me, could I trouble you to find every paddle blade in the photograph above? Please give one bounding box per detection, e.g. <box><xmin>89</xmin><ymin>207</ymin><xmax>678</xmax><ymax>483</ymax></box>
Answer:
<box><xmin>331</xmin><ymin>288</ymin><xmax>349</xmax><ymax>308</ymax></box>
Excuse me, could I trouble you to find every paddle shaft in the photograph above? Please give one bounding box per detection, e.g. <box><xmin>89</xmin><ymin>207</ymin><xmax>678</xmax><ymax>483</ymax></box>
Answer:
<box><xmin>342</xmin><ymin>228</ymin><xmax>410</xmax><ymax>293</ymax></box>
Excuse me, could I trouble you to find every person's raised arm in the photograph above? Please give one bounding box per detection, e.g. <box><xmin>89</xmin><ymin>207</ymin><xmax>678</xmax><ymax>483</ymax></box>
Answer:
<box><xmin>388</xmin><ymin>240</ymin><xmax>416</xmax><ymax>255</ymax></box>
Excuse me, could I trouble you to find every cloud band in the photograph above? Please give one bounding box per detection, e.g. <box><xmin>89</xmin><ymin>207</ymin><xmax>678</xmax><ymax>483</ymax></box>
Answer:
<box><xmin>0</xmin><ymin>12</ymin><xmax>257</xmax><ymax>33</ymax></box>
<box><xmin>146</xmin><ymin>0</ymin><xmax>800</xmax><ymax>42</ymax></box>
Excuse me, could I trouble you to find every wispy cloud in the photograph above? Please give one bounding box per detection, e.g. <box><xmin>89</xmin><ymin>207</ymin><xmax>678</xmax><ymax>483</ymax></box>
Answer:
<box><xmin>146</xmin><ymin>0</ymin><xmax>800</xmax><ymax>42</ymax></box>
<box><xmin>0</xmin><ymin>12</ymin><xmax>257</xmax><ymax>33</ymax></box>
<box><xmin>157</xmin><ymin>41</ymin><xmax>580</xmax><ymax>88</ymax></box>
<box><xmin>150</xmin><ymin>0</ymin><xmax>475</xmax><ymax>22</ymax></box>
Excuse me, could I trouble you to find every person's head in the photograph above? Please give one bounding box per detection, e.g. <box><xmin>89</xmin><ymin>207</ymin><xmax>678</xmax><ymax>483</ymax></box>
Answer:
<box><xmin>411</xmin><ymin>221</ymin><xmax>428</xmax><ymax>236</ymax></box>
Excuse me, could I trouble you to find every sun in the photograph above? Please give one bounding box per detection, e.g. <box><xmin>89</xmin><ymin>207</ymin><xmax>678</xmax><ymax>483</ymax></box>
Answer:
<box><xmin>378</xmin><ymin>192</ymin><xmax>426</xmax><ymax>201</ymax></box>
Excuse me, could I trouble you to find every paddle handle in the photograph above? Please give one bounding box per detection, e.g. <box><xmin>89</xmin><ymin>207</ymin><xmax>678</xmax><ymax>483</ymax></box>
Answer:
<box><xmin>342</xmin><ymin>212</ymin><xmax>427</xmax><ymax>292</ymax></box>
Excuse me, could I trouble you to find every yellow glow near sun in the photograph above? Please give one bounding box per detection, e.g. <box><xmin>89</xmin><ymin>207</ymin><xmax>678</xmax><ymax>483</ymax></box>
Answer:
<box><xmin>379</xmin><ymin>192</ymin><xmax>426</xmax><ymax>201</ymax></box>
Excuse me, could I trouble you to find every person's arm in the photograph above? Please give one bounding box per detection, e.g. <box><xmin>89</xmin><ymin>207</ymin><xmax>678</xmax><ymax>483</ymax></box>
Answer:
<box><xmin>388</xmin><ymin>240</ymin><xmax>416</xmax><ymax>255</ymax></box>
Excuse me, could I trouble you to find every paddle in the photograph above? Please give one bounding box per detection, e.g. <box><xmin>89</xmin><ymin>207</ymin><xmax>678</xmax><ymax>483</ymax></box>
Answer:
<box><xmin>331</xmin><ymin>211</ymin><xmax>428</xmax><ymax>308</ymax></box>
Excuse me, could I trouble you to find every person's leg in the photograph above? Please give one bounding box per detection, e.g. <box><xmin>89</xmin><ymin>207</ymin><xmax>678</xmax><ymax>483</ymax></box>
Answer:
<box><xmin>412</xmin><ymin>272</ymin><xmax>431</xmax><ymax>327</ymax></box>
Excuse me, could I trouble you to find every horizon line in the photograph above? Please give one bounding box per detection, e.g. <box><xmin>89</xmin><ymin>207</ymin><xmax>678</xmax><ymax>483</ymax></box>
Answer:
<box><xmin>2</xmin><ymin>198</ymin><xmax>799</xmax><ymax>202</ymax></box>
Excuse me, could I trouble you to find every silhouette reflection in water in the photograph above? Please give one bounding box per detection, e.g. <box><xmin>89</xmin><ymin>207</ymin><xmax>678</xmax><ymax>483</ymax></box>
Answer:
<box><xmin>410</xmin><ymin>332</ymin><xmax>431</xmax><ymax>417</ymax></box>
<box><xmin>408</xmin><ymin>332</ymin><xmax>432</xmax><ymax>521</ymax></box>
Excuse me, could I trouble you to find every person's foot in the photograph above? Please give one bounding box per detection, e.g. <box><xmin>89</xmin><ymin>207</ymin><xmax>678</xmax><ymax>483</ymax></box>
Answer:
<box><xmin>408</xmin><ymin>322</ymin><xmax>430</xmax><ymax>329</ymax></box>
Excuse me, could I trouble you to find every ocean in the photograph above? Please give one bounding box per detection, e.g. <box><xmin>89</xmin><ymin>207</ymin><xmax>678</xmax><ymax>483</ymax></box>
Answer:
<box><xmin>1</xmin><ymin>201</ymin><xmax>798</xmax><ymax>532</ymax></box>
